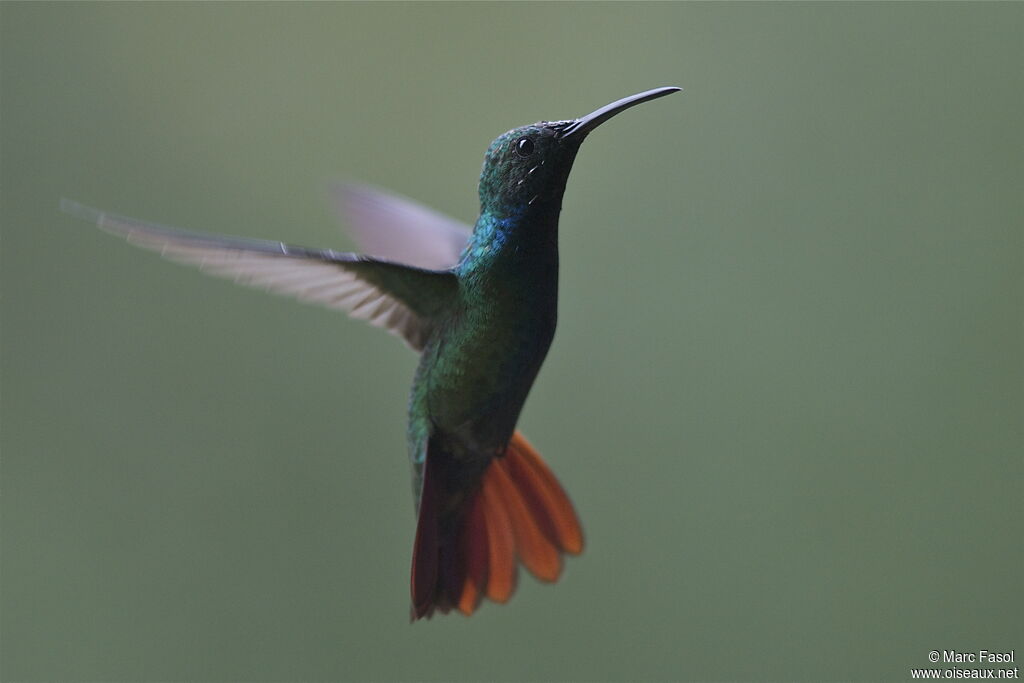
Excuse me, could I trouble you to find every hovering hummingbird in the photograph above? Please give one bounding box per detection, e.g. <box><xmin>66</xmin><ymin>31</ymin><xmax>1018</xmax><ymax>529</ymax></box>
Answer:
<box><xmin>62</xmin><ymin>86</ymin><xmax>681</xmax><ymax>620</ymax></box>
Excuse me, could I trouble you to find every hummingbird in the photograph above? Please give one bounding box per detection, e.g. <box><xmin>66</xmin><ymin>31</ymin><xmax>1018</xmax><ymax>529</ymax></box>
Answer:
<box><xmin>62</xmin><ymin>86</ymin><xmax>681</xmax><ymax>620</ymax></box>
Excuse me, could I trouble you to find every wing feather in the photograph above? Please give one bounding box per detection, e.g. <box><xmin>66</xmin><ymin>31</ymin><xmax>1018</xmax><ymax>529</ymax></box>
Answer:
<box><xmin>329</xmin><ymin>182</ymin><xmax>472</xmax><ymax>270</ymax></box>
<box><xmin>61</xmin><ymin>199</ymin><xmax>458</xmax><ymax>351</ymax></box>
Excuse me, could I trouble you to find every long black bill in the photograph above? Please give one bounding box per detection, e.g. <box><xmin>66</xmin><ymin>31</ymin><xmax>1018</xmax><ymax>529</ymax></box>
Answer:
<box><xmin>559</xmin><ymin>86</ymin><xmax>682</xmax><ymax>141</ymax></box>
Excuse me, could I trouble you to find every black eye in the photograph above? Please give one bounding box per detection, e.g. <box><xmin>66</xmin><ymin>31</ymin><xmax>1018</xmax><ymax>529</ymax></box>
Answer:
<box><xmin>514</xmin><ymin>137</ymin><xmax>534</xmax><ymax>158</ymax></box>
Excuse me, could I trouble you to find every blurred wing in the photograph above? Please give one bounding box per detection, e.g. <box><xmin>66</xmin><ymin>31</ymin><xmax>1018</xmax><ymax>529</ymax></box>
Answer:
<box><xmin>61</xmin><ymin>199</ymin><xmax>458</xmax><ymax>351</ymax></box>
<box><xmin>329</xmin><ymin>182</ymin><xmax>472</xmax><ymax>270</ymax></box>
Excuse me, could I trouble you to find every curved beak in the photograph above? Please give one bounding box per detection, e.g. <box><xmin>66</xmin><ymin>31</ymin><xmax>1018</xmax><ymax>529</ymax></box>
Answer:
<box><xmin>559</xmin><ymin>86</ymin><xmax>682</xmax><ymax>141</ymax></box>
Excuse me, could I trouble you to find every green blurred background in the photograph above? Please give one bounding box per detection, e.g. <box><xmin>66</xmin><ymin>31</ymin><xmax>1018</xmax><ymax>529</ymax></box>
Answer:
<box><xmin>2</xmin><ymin>3</ymin><xmax>1021</xmax><ymax>681</ymax></box>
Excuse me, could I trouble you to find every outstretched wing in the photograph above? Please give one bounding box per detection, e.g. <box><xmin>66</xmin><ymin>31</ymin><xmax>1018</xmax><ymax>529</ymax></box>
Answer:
<box><xmin>61</xmin><ymin>199</ymin><xmax>458</xmax><ymax>351</ymax></box>
<box><xmin>329</xmin><ymin>182</ymin><xmax>472</xmax><ymax>270</ymax></box>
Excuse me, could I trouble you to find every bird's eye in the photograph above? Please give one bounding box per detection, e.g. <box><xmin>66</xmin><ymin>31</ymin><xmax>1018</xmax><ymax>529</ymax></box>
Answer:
<box><xmin>513</xmin><ymin>137</ymin><xmax>534</xmax><ymax>158</ymax></box>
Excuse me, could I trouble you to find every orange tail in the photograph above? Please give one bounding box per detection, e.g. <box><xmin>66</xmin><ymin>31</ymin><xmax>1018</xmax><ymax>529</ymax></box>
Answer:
<box><xmin>410</xmin><ymin>431</ymin><xmax>583</xmax><ymax>620</ymax></box>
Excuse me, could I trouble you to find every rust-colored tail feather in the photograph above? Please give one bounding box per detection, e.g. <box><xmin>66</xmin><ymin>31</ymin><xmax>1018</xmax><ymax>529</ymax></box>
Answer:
<box><xmin>505</xmin><ymin>432</ymin><xmax>584</xmax><ymax>555</ymax></box>
<box><xmin>491</xmin><ymin>456</ymin><xmax>562</xmax><ymax>582</ymax></box>
<box><xmin>456</xmin><ymin>492</ymin><xmax>489</xmax><ymax>613</ymax></box>
<box><xmin>479</xmin><ymin>472</ymin><xmax>517</xmax><ymax>604</ymax></box>
<box><xmin>410</xmin><ymin>431</ymin><xmax>583</xmax><ymax>619</ymax></box>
